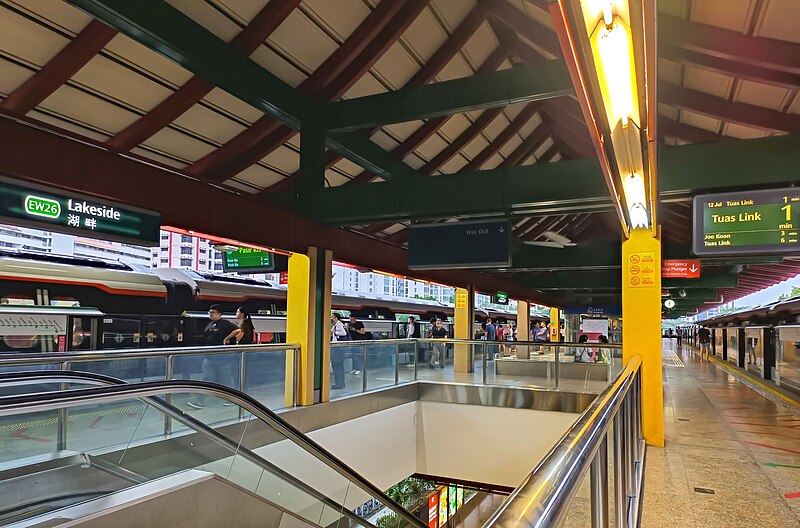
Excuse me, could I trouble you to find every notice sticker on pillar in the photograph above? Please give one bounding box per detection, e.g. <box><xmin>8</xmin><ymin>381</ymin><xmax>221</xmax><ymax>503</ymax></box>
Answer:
<box><xmin>456</xmin><ymin>292</ymin><xmax>468</xmax><ymax>309</ymax></box>
<box><xmin>627</xmin><ymin>252</ymin><xmax>657</xmax><ymax>288</ymax></box>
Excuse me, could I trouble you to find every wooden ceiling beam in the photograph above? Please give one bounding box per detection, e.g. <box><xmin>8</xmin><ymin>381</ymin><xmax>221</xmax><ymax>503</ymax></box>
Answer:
<box><xmin>107</xmin><ymin>0</ymin><xmax>300</xmax><ymax>152</ymax></box>
<box><xmin>0</xmin><ymin>19</ymin><xmax>116</xmax><ymax>115</ymax></box>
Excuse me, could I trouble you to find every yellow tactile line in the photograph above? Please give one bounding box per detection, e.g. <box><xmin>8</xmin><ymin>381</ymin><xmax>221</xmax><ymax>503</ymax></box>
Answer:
<box><xmin>685</xmin><ymin>343</ymin><xmax>800</xmax><ymax>409</ymax></box>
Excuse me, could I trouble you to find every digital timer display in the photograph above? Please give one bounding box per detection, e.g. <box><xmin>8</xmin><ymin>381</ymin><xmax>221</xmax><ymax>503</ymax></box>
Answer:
<box><xmin>693</xmin><ymin>188</ymin><xmax>800</xmax><ymax>256</ymax></box>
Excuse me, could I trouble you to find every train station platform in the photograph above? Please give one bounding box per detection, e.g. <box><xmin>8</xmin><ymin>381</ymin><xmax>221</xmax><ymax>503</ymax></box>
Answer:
<box><xmin>642</xmin><ymin>340</ymin><xmax>800</xmax><ymax>527</ymax></box>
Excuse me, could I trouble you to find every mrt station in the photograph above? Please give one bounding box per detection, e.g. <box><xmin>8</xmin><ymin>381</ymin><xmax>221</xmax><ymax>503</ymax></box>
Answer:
<box><xmin>0</xmin><ymin>0</ymin><xmax>799</xmax><ymax>527</ymax></box>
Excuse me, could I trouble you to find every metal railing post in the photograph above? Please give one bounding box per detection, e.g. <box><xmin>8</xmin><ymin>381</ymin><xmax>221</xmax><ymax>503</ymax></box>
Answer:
<box><xmin>483</xmin><ymin>342</ymin><xmax>488</xmax><ymax>385</ymax></box>
<box><xmin>554</xmin><ymin>345</ymin><xmax>561</xmax><ymax>389</ymax></box>
<box><xmin>613</xmin><ymin>409</ymin><xmax>627</xmax><ymax>528</ymax></box>
<box><xmin>239</xmin><ymin>350</ymin><xmax>247</xmax><ymax>420</ymax></box>
<box><xmin>293</xmin><ymin>347</ymin><xmax>299</xmax><ymax>408</ymax></box>
<box><xmin>591</xmin><ymin>437</ymin><xmax>609</xmax><ymax>528</ymax></box>
<box><xmin>394</xmin><ymin>344</ymin><xmax>400</xmax><ymax>386</ymax></box>
<box><xmin>164</xmin><ymin>355</ymin><xmax>174</xmax><ymax>436</ymax></box>
<box><xmin>362</xmin><ymin>344</ymin><xmax>368</xmax><ymax>393</ymax></box>
<box><xmin>624</xmin><ymin>393</ymin><xmax>636</xmax><ymax>497</ymax></box>
<box><xmin>414</xmin><ymin>341</ymin><xmax>419</xmax><ymax>380</ymax></box>
<box><xmin>57</xmin><ymin>361</ymin><xmax>70</xmax><ymax>451</ymax></box>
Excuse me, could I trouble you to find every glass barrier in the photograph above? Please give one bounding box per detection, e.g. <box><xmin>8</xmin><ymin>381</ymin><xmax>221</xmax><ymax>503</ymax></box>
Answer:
<box><xmin>330</xmin><ymin>339</ymin><xmax>621</xmax><ymax>397</ymax></box>
<box><xmin>0</xmin><ymin>380</ymin><xmax>421</xmax><ymax>528</ymax></box>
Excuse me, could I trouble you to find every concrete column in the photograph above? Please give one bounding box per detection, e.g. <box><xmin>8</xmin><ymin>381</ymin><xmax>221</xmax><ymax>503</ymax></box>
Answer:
<box><xmin>286</xmin><ymin>247</ymin><xmax>332</xmax><ymax>405</ymax></box>
<box><xmin>549</xmin><ymin>307</ymin><xmax>560</xmax><ymax>342</ymax></box>
<box><xmin>622</xmin><ymin>228</ymin><xmax>664</xmax><ymax>447</ymax></box>
<box><xmin>517</xmin><ymin>301</ymin><xmax>530</xmax><ymax>358</ymax></box>
<box><xmin>454</xmin><ymin>286</ymin><xmax>475</xmax><ymax>373</ymax></box>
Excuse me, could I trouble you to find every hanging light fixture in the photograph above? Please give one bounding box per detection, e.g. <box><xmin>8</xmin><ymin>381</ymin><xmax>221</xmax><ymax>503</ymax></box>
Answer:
<box><xmin>548</xmin><ymin>0</ymin><xmax>657</xmax><ymax>235</ymax></box>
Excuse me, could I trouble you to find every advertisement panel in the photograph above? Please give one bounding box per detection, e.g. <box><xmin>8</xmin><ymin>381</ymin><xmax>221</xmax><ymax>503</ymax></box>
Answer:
<box><xmin>427</xmin><ymin>493</ymin><xmax>438</xmax><ymax>528</ymax></box>
<box><xmin>438</xmin><ymin>487</ymin><xmax>448</xmax><ymax>527</ymax></box>
<box><xmin>448</xmin><ymin>486</ymin><xmax>457</xmax><ymax>517</ymax></box>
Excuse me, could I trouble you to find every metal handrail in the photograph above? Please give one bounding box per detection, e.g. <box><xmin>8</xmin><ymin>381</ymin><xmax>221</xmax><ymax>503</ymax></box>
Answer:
<box><xmin>0</xmin><ymin>342</ymin><xmax>302</xmax><ymax>364</ymax></box>
<box><xmin>0</xmin><ymin>377</ymin><xmax>427</xmax><ymax>528</ymax></box>
<box><xmin>484</xmin><ymin>356</ymin><xmax>644</xmax><ymax>528</ymax></box>
<box><xmin>0</xmin><ymin>370</ymin><xmax>379</xmax><ymax>528</ymax></box>
<box><xmin>331</xmin><ymin>338</ymin><xmax>622</xmax><ymax>348</ymax></box>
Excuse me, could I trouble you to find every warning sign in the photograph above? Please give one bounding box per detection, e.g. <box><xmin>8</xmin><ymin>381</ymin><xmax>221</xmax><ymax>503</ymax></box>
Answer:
<box><xmin>662</xmin><ymin>259</ymin><xmax>700</xmax><ymax>278</ymax></box>
<box><xmin>627</xmin><ymin>252</ymin><xmax>657</xmax><ymax>288</ymax></box>
<box><xmin>456</xmin><ymin>292</ymin><xmax>468</xmax><ymax>309</ymax></box>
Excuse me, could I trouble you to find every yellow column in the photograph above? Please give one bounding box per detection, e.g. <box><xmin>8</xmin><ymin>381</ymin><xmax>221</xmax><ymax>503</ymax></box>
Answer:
<box><xmin>622</xmin><ymin>228</ymin><xmax>664</xmax><ymax>446</ymax></box>
<box><xmin>516</xmin><ymin>301</ymin><xmax>530</xmax><ymax>358</ymax></box>
<box><xmin>286</xmin><ymin>247</ymin><xmax>332</xmax><ymax>406</ymax></box>
<box><xmin>454</xmin><ymin>286</ymin><xmax>474</xmax><ymax>373</ymax></box>
<box><xmin>549</xmin><ymin>308</ymin><xmax>560</xmax><ymax>342</ymax></box>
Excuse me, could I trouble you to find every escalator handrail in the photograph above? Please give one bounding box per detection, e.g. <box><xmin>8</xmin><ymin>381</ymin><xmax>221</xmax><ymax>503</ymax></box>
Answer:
<box><xmin>0</xmin><ymin>371</ymin><xmax>380</xmax><ymax>528</ymax></box>
<box><xmin>0</xmin><ymin>376</ymin><xmax>426</xmax><ymax>528</ymax></box>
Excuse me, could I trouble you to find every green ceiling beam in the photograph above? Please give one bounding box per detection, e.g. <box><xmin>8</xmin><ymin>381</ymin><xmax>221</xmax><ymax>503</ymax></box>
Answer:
<box><xmin>523</xmin><ymin>271</ymin><xmax>739</xmax><ymax>290</ymax></box>
<box><xmin>324</xmin><ymin>60</ymin><xmax>573</xmax><ymax>132</ymax></box>
<box><xmin>302</xmin><ymin>134</ymin><xmax>800</xmax><ymax>223</ymax></box>
<box><xmin>67</xmin><ymin>0</ymin><xmax>422</xmax><ymax>184</ymax></box>
<box><xmin>68</xmin><ymin>0</ymin><xmax>313</xmax><ymax>128</ymax></box>
<box><xmin>507</xmin><ymin>242</ymin><xmax>780</xmax><ymax>271</ymax></box>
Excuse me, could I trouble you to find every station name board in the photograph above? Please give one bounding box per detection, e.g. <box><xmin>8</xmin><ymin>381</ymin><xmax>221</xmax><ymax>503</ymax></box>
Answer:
<box><xmin>0</xmin><ymin>177</ymin><xmax>161</xmax><ymax>246</ymax></box>
<box><xmin>693</xmin><ymin>188</ymin><xmax>800</xmax><ymax>256</ymax></box>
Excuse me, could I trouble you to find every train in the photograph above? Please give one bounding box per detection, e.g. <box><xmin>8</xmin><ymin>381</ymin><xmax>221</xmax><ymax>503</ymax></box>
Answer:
<box><xmin>0</xmin><ymin>249</ymin><xmax>545</xmax><ymax>354</ymax></box>
<box><xmin>693</xmin><ymin>296</ymin><xmax>800</xmax><ymax>395</ymax></box>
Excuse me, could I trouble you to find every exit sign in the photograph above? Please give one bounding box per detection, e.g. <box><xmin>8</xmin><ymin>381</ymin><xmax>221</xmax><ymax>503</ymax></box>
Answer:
<box><xmin>662</xmin><ymin>259</ymin><xmax>700</xmax><ymax>278</ymax></box>
<box><xmin>494</xmin><ymin>292</ymin><xmax>509</xmax><ymax>305</ymax></box>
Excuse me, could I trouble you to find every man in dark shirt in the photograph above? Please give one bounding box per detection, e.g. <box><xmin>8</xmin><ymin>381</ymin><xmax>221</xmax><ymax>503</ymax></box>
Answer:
<box><xmin>698</xmin><ymin>326</ymin><xmax>711</xmax><ymax>363</ymax></box>
<box><xmin>430</xmin><ymin>319</ymin><xmax>448</xmax><ymax>368</ymax></box>
<box><xmin>187</xmin><ymin>304</ymin><xmax>238</xmax><ymax>409</ymax></box>
<box><xmin>348</xmin><ymin>315</ymin><xmax>367</xmax><ymax>374</ymax></box>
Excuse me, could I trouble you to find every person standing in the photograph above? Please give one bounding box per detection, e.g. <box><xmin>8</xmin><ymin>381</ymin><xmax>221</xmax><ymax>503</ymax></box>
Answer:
<box><xmin>331</xmin><ymin>313</ymin><xmax>349</xmax><ymax>389</ymax></box>
<box><xmin>405</xmin><ymin>316</ymin><xmax>417</xmax><ymax>339</ymax></box>
<box><xmin>348</xmin><ymin>315</ymin><xmax>366</xmax><ymax>375</ymax></box>
<box><xmin>186</xmin><ymin>304</ymin><xmax>239</xmax><ymax>410</ymax></box>
<box><xmin>233</xmin><ymin>307</ymin><xmax>255</xmax><ymax>345</ymax></box>
<box><xmin>698</xmin><ymin>326</ymin><xmax>711</xmax><ymax>363</ymax></box>
<box><xmin>430</xmin><ymin>319</ymin><xmax>448</xmax><ymax>368</ymax></box>
<box><xmin>676</xmin><ymin>327</ymin><xmax>683</xmax><ymax>347</ymax></box>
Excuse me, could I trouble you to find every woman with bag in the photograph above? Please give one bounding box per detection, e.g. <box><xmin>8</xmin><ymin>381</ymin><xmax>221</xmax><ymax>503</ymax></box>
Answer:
<box><xmin>330</xmin><ymin>313</ymin><xmax>349</xmax><ymax>389</ymax></box>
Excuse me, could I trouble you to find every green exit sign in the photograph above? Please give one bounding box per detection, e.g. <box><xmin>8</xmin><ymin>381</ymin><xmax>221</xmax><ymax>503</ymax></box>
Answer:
<box><xmin>0</xmin><ymin>177</ymin><xmax>161</xmax><ymax>246</ymax></box>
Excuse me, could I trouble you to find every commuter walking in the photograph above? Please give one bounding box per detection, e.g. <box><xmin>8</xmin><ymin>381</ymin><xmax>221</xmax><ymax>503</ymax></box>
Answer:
<box><xmin>484</xmin><ymin>317</ymin><xmax>497</xmax><ymax>360</ymax></box>
<box><xmin>430</xmin><ymin>319</ymin><xmax>448</xmax><ymax>368</ymax></box>
<box><xmin>402</xmin><ymin>316</ymin><xmax>417</xmax><ymax>368</ymax></box>
<box><xmin>698</xmin><ymin>326</ymin><xmax>711</xmax><ymax>363</ymax></box>
<box><xmin>348</xmin><ymin>315</ymin><xmax>366</xmax><ymax>375</ymax></box>
<box><xmin>676</xmin><ymin>327</ymin><xmax>683</xmax><ymax>347</ymax></box>
<box><xmin>331</xmin><ymin>313</ymin><xmax>349</xmax><ymax>389</ymax></box>
<box><xmin>186</xmin><ymin>304</ymin><xmax>239</xmax><ymax>410</ymax></box>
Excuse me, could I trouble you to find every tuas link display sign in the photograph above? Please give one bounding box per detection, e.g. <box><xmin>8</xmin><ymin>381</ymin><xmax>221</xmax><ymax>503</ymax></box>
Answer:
<box><xmin>693</xmin><ymin>187</ymin><xmax>800</xmax><ymax>256</ymax></box>
<box><xmin>0</xmin><ymin>176</ymin><xmax>161</xmax><ymax>246</ymax></box>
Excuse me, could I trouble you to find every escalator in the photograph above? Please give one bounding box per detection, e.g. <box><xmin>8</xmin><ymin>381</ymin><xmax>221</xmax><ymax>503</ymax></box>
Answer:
<box><xmin>0</xmin><ymin>371</ymin><xmax>426</xmax><ymax>528</ymax></box>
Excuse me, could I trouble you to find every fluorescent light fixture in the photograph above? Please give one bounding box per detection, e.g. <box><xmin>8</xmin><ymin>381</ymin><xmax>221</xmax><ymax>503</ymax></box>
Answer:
<box><xmin>629</xmin><ymin>203</ymin><xmax>649</xmax><ymax>229</ymax></box>
<box><xmin>592</xmin><ymin>15</ymin><xmax>639</xmax><ymax>129</ymax></box>
<box><xmin>623</xmin><ymin>172</ymin><xmax>649</xmax><ymax>228</ymax></box>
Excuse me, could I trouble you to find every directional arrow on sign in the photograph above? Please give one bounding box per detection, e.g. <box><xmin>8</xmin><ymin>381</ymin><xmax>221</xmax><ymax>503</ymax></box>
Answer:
<box><xmin>689</xmin><ymin>264</ymin><xmax>698</xmax><ymax>273</ymax></box>
<box><xmin>499</xmin><ymin>226</ymin><xmax>505</xmax><ymax>233</ymax></box>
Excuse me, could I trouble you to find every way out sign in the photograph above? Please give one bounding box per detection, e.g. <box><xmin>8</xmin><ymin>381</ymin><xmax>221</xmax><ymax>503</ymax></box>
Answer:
<box><xmin>662</xmin><ymin>259</ymin><xmax>701</xmax><ymax>278</ymax></box>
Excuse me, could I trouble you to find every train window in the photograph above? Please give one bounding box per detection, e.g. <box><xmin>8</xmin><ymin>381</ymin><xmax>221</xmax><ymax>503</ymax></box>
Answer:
<box><xmin>71</xmin><ymin>317</ymin><xmax>94</xmax><ymax>351</ymax></box>
<box><xmin>1</xmin><ymin>297</ymin><xmax>35</xmax><ymax>305</ymax></box>
<box><xmin>100</xmin><ymin>318</ymin><xmax>142</xmax><ymax>350</ymax></box>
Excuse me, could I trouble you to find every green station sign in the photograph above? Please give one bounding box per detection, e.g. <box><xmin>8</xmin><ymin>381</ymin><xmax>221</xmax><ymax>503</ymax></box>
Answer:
<box><xmin>222</xmin><ymin>248</ymin><xmax>275</xmax><ymax>273</ymax></box>
<box><xmin>494</xmin><ymin>292</ymin><xmax>509</xmax><ymax>305</ymax></box>
<box><xmin>0</xmin><ymin>177</ymin><xmax>161</xmax><ymax>246</ymax></box>
<box><xmin>693</xmin><ymin>187</ymin><xmax>800</xmax><ymax>255</ymax></box>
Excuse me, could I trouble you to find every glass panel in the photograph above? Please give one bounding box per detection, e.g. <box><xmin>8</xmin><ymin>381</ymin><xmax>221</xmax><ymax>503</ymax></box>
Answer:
<box><xmin>366</xmin><ymin>343</ymin><xmax>397</xmax><ymax>391</ymax></box>
<box><xmin>244</xmin><ymin>348</ymin><xmax>290</xmax><ymax>410</ymax></box>
<box><xmin>330</xmin><ymin>344</ymin><xmax>364</xmax><ymax>398</ymax></box>
<box><xmin>73</xmin><ymin>356</ymin><xmax>166</xmax><ymax>384</ymax></box>
<box><xmin>69</xmin><ymin>395</ymin><xmax>162</xmax><ymax>454</ymax></box>
<box><xmin>0</xmin><ymin>408</ymin><xmax>58</xmax><ymax>463</ymax></box>
<box><xmin>397</xmin><ymin>341</ymin><xmax>417</xmax><ymax>384</ymax></box>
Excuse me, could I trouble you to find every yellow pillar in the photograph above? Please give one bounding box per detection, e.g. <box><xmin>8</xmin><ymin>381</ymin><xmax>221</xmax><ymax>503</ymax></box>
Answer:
<box><xmin>454</xmin><ymin>286</ymin><xmax>474</xmax><ymax>373</ymax></box>
<box><xmin>286</xmin><ymin>247</ymin><xmax>332</xmax><ymax>406</ymax></box>
<box><xmin>549</xmin><ymin>308</ymin><xmax>560</xmax><ymax>342</ymax></box>
<box><xmin>622</xmin><ymin>228</ymin><xmax>664</xmax><ymax>446</ymax></box>
<box><xmin>516</xmin><ymin>301</ymin><xmax>530</xmax><ymax>358</ymax></box>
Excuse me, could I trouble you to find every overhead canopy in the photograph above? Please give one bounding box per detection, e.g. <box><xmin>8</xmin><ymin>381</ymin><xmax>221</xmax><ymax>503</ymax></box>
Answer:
<box><xmin>0</xmin><ymin>0</ymin><xmax>797</xmax><ymax>312</ymax></box>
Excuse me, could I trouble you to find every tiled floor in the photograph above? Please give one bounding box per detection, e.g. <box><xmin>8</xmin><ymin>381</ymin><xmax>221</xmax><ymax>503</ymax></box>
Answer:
<box><xmin>642</xmin><ymin>339</ymin><xmax>800</xmax><ymax>527</ymax></box>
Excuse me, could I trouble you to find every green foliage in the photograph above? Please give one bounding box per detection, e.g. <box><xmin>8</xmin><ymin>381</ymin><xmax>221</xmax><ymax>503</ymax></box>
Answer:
<box><xmin>386</xmin><ymin>478</ymin><xmax>434</xmax><ymax>512</ymax></box>
<box><xmin>375</xmin><ymin>513</ymin><xmax>402</xmax><ymax>528</ymax></box>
